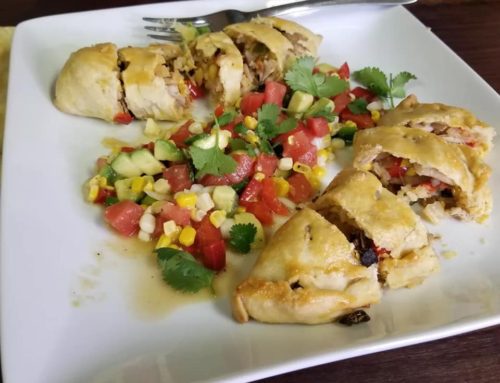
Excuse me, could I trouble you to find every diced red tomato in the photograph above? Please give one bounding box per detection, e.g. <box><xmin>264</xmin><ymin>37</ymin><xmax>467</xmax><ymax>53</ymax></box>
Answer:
<box><xmin>187</xmin><ymin>80</ymin><xmax>204</xmax><ymax>99</ymax></box>
<box><xmin>288</xmin><ymin>173</ymin><xmax>313</xmax><ymax>204</ymax></box>
<box><xmin>169</xmin><ymin>120</ymin><xmax>193</xmax><ymax>149</ymax></box>
<box><xmin>240</xmin><ymin>178</ymin><xmax>264</xmax><ymax>203</ymax></box>
<box><xmin>261</xmin><ymin>178</ymin><xmax>289</xmax><ymax>216</ymax></box>
<box><xmin>264</xmin><ymin>81</ymin><xmax>287</xmax><ymax>107</ymax></box>
<box><xmin>94</xmin><ymin>188</ymin><xmax>115</xmax><ymax>205</ymax></box>
<box><xmin>340</xmin><ymin>110</ymin><xmax>374</xmax><ymax>129</ymax></box>
<box><xmin>201</xmin><ymin>240</ymin><xmax>226</xmax><ymax>271</ymax></box>
<box><xmin>120</xmin><ymin>146</ymin><xmax>135</xmax><ymax>153</ymax></box>
<box><xmin>273</xmin><ymin>121</ymin><xmax>306</xmax><ymax>145</ymax></box>
<box><xmin>337</xmin><ymin>62</ymin><xmax>350</xmax><ymax>80</ymax></box>
<box><xmin>240</xmin><ymin>92</ymin><xmax>265</xmax><ymax>116</ymax></box>
<box><xmin>196</xmin><ymin>215</ymin><xmax>223</xmax><ymax>248</ymax></box>
<box><xmin>351</xmin><ymin>87</ymin><xmax>376</xmax><ymax>102</ymax></box>
<box><xmin>385</xmin><ymin>157</ymin><xmax>407</xmax><ymax>178</ymax></box>
<box><xmin>163</xmin><ymin>164</ymin><xmax>193</xmax><ymax>192</ymax></box>
<box><xmin>333</xmin><ymin>90</ymin><xmax>351</xmax><ymax>114</ymax></box>
<box><xmin>104</xmin><ymin>200</ymin><xmax>144</xmax><ymax>237</ymax></box>
<box><xmin>243</xmin><ymin>201</ymin><xmax>274</xmax><ymax>226</ymax></box>
<box><xmin>306</xmin><ymin>117</ymin><xmax>330</xmax><ymax>137</ymax></box>
<box><xmin>142</xmin><ymin>142</ymin><xmax>155</xmax><ymax>152</ymax></box>
<box><xmin>158</xmin><ymin>202</ymin><xmax>191</xmax><ymax>226</ymax></box>
<box><xmin>113</xmin><ymin>112</ymin><xmax>134</xmax><ymax>125</ymax></box>
<box><xmin>200</xmin><ymin>153</ymin><xmax>255</xmax><ymax>186</ymax></box>
<box><xmin>282</xmin><ymin>129</ymin><xmax>317</xmax><ymax>166</ymax></box>
<box><xmin>214</xmin><ymin>104</ymin><xmax>224</xmax><ymax>117</ymax></box>
<box><xmin>254</xmin><ymin>153</ymin><xmax>278</xmax><ymax>177</ymax></box>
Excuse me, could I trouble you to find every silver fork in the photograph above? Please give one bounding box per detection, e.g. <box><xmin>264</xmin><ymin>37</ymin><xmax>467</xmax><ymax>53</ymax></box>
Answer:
<box><xmin>144</xmin><ymin>0</ymin><xmax>417</xmax><ymax>42</ymax></box>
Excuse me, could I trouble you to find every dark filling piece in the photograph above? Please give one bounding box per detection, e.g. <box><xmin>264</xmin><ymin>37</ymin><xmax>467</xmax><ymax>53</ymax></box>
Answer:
<box><xmin>349</xmin><ymin>231</ymin><xmax>379</xmax><ymax>267</ymax></box>
<box><xmin>338</xmin><ymin>310</ymin><xmax>371</xmax><ymax>326</ymax></box>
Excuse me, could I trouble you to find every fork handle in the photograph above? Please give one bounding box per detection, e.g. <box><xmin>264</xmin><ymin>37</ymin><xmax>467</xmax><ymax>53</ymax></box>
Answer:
<box><xmin>248</xmin><ymin>0</ymin><xmax>416</xmax><ymax>18</ymax></box>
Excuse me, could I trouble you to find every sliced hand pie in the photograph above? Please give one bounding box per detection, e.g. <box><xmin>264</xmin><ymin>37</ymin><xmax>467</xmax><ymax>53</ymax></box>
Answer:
<box><xmin>250</xmin><ymin>16</ymin><xmax>322</xmax><ymax>57</ymax></box>
<box><xmin>379</xmin><ymin>95</ymin><xmax>495</xmax><ymax>156</ymax></box>
<box><xmin>232</xmin><ymin>208</ymin><xmax>382</xmax><ymax>324</ymax></box>
<box><xmin>190</xmin><ymin>32</ymin><xmax>244</xmax><ymax>106</ymax></box>
<box><xmin>118</xmin><ymin>44</ymin><xmax>193</xmax><ymax>121</ymax></box>
<box><xmin>353</xmin><ymin>126</ymin><xmax>492</xmax><ymax>223</ymax></box>
<box><xmin>223</xmin><ymin>22</ymin><xmax>295</xmax><ymax>92</ymax></box>
<box><xmin>311</xmin><ymin>169</ymin><xmax>439</xmax><ymax>289</ymax></box>
<box><xmin>54</xmin><ymin>43</ymin><xmax>128</xmax><ymax>122</ymax></box>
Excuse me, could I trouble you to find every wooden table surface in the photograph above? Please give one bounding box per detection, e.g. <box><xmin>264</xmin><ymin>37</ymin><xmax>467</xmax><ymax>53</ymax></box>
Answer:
<box><xmin>1</xmin><ymin>1</ymin><xmax>499</xmax><ymax>382</ymax></box>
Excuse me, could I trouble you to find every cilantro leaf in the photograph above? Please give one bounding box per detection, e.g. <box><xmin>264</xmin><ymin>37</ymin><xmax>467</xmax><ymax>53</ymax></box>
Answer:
<box><xmin>390</xmin><ymin>71</ymin><xmax>417</xmax><ymax>98</ymax></box>
<box><xmin>229</xmin><ymin>223</ymin><xmax>257</xmax><ymax>253</ymax></box>
<box><xmin>352</xmin><ymin>67</ymin><xmax>390</xmax><ymax>97</ymax></box>
<box><xmin>156</xmin><ymin>248</ymin><xmax>214</xmax><ymax>293</ymax></box>
<box><xmin>347</xmin><ymin>98</ymin><xmax>368</xmax><ymax>115</ymax></box>
<box><xmin>216</xmin><ymin>111</ymin><xmax>236</xmax><ymax>127</ymax></box>
<box><xmin>258</xmin><ymin>139</ymin><xmax>274</xmax><ymax>154</ymax></box>
<box><xmin>257</xmin><ymin>103</ymin><xmax>280</xmax><ymax>124</ymax></box>
<box><xmin>285</xmin><ymin>56</ymin><xmax>349</xmax><ymax>98</ymax></box>
<box><xmin>231</xmin><ymin>179</ymin><xmax>249</xmax><ymax>193</ymax></box>
<box><xmin>316</xmin><ymin>75</ymin><xmax>349</xmax><ymax>98</ymax></box>
<box><xmin>352</xmin><ymin>67</ymin><xmax>417</xmax><ymax>108</ymax></box>
<box><xmin>234</xmin><ymin>123</ymin><xmax>248</xmax><ymax>135</ymax></box>
<box><xmin>189</xmin><ymin>133</ymin><xmax>237</xmax><ymax>177</ymax></box>
<box><xmin>229</xmin><ymin>138</ymin><xmax>256</xmax><ymax>156</ymax></box>
<box><xmin>184</xmin><ymin>133</ymin><xmax>209</xmax><ymax>146</ymax></box>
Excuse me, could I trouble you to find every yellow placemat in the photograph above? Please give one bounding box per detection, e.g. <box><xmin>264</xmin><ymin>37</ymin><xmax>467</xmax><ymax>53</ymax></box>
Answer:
<box><xmin>1</xmin><ymin>27</ymin><xmax>15</xmax><ymax>161</ymax></box>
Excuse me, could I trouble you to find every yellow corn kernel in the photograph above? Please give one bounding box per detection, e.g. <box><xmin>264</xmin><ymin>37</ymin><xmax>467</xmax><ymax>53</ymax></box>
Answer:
<box><xmin>331</xmin><ymin>137</ymin><xmax>346</xmax><ymax>151</ymax></box>
<box><xmin>245</xmin><ymin>131</ymin><xmax>260</xmax><ymax>144</ymax></box>
<box><xmin>163</xmin><ymin>221</ymin><xmax>181</xmax><ymax>242</ymax></box>
<box><xmin>143</xmin><ymin>181</ymin><xmax>154</xmax><ymax>192</ymax></box>
<box><xmin>272</xmin><ymin>177</ymin><xmax>290</xmax><ymax>197</ymax></box>
<box><xmin>97</xmin><ymin>176</ymin><xmax>107</xmax><ymax>188</ymax></box>
<box><xmin>167</xmin><ymin>244</ymin><xmax>181</xmax><ymax>250</ymax></box>
<box><xmin>87</xmin><ymin>184</ymin><xmax>99</xmax><ymax>202</ymax></box>
<box><xmin>131</xmin><ymin>177</ymin><xmax>146</xmax><ymax>194</ymax></box>
<box><xmin>293</xmin><ymin>162</ymin><xmax>312</xmax><ymax>175</ymax></box>
<box><xmin>317</xmin><ymin>149</ymin><xmax>330</xmax><ymax>160</ymax></box>
<box><xmin>194</xmin><ymin>68</ymin><xmax>204</xmax><ymax>86</ymax></box>
<box><xmin>235</xmin><ymin>206</ymin><xmax>246</xmax><ymax>213</ymax></box>
<box><xmin>179</xmin><ymin>226</ymin><xmax>196</xmax><ymax>247</ymax></box>
<box><xmin>406</xmin><ymin>167</ymin><xmax>417</xmax><ymax>176</ymax></box>
<box><xmin>235</xmin><ymin>97</ymin><xmax>241</xmax><ymax>109</ymax></box>
<box><xmin>156</xmin><ymin>234</ymin><xmax>171</xmax><ymax>249</ymax></box>
<box><xmin>244</xmin><ymin>116</ymin><xmax>258</xmax><ymax>130</ymax></box>
<box><xmin>175</xmin><ymin>192</ymin><xmax>197</xmax><ymax>209</ymax></box>
<box><xmin>371</xmin><ymin>110</ymin><xmax>381</xmax><ymax>123</ymax></box>
<box><xmin>401</xmin><ymin>159</ymin><xmax>411</xmax><ymax>168</ymax></box>
<box><xmin>178</xmin><ymin>80</ymin><xmax>188</xmax><ymax>95</ymax></box>
<box><xmin>209</xmin><ymin>210</ymin><xmax>226</xmax><ymax>228</ymax></box>
<box><xmin>253</xmin><ymin>172</ymin><xmax>266</xmax><ymax>181</ymax></box>
<box><xmin>344</xmin><ymin>120</ymin><xmax>357</xmax><ymax>129</ymax></box>
<box><xmin>312</xmin><ymin>165</ymin><xmax>326</xmax><ymax>178</ymax></box>
<box><xmin>207</xmin><ymin>63</ymin><xmax>218</xmax><ymax>81</ymax></box>
<box><xmin>308</xmin><ymin>176</ymin><xmax>322</xmax><ymax>190</ymax></box>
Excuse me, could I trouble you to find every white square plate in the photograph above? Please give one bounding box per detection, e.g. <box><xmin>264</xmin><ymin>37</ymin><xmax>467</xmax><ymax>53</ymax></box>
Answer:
<box><xmin>2</xmin><ymin>1</ymin><xmax>500</xmax><ymax>382</ymax></box>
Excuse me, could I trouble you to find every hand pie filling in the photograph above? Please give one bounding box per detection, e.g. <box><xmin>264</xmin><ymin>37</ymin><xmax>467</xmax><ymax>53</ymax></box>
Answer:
<box><xmin>371</xmin><ymin>153</ymin><xmax>458</xmax><ymax>208</ymax></box>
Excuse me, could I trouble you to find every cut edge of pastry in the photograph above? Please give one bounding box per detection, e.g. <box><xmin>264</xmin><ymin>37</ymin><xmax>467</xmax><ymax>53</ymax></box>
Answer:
<box><xmin>232</xmin><ymin>207</ymin><xmax>382</xmax><ymax>325</ymax></box>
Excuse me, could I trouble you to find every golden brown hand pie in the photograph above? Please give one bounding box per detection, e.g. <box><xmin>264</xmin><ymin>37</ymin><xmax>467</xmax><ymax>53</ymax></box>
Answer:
<box><xmin>54</xmin><ymin>43</ymin><xmax>127</xmax><ymax>122</ymax></box>
<box><xmin>232</xmin><ymin>208</ymin><xmax>381</xmax><ymax>324</ymax></box>
<box><xmin>118</xmin><ymin>44</ymin><xmax>192</xmax><ymax>121</ymax></box>
<box><xmin>250</xmin><ymin>16</ymin><xmax>322</xmax><ymax>57</ymax></box>
<box><xmin>353</xmin><ymin>126</ymin><xmax>492</xmax><ymax>223</ymax></box>
<box><xmin>223</xmin><ymin>22</ymin><xmax>294</xmax><ymax>92</ymax></box>
<box><xmin>379</xmin><ymin>95</ymin><xmax>495</xmax><ymax>156</ymax></box>
<box><xmin>311</xmin><ymin>169</ymin><xmax>439</xmax><ymax>289</ymax></box>
<box><xmin>190</xmin><ymin>32</ymin><xmax>244</xmax><ymax>106</ymax></box>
